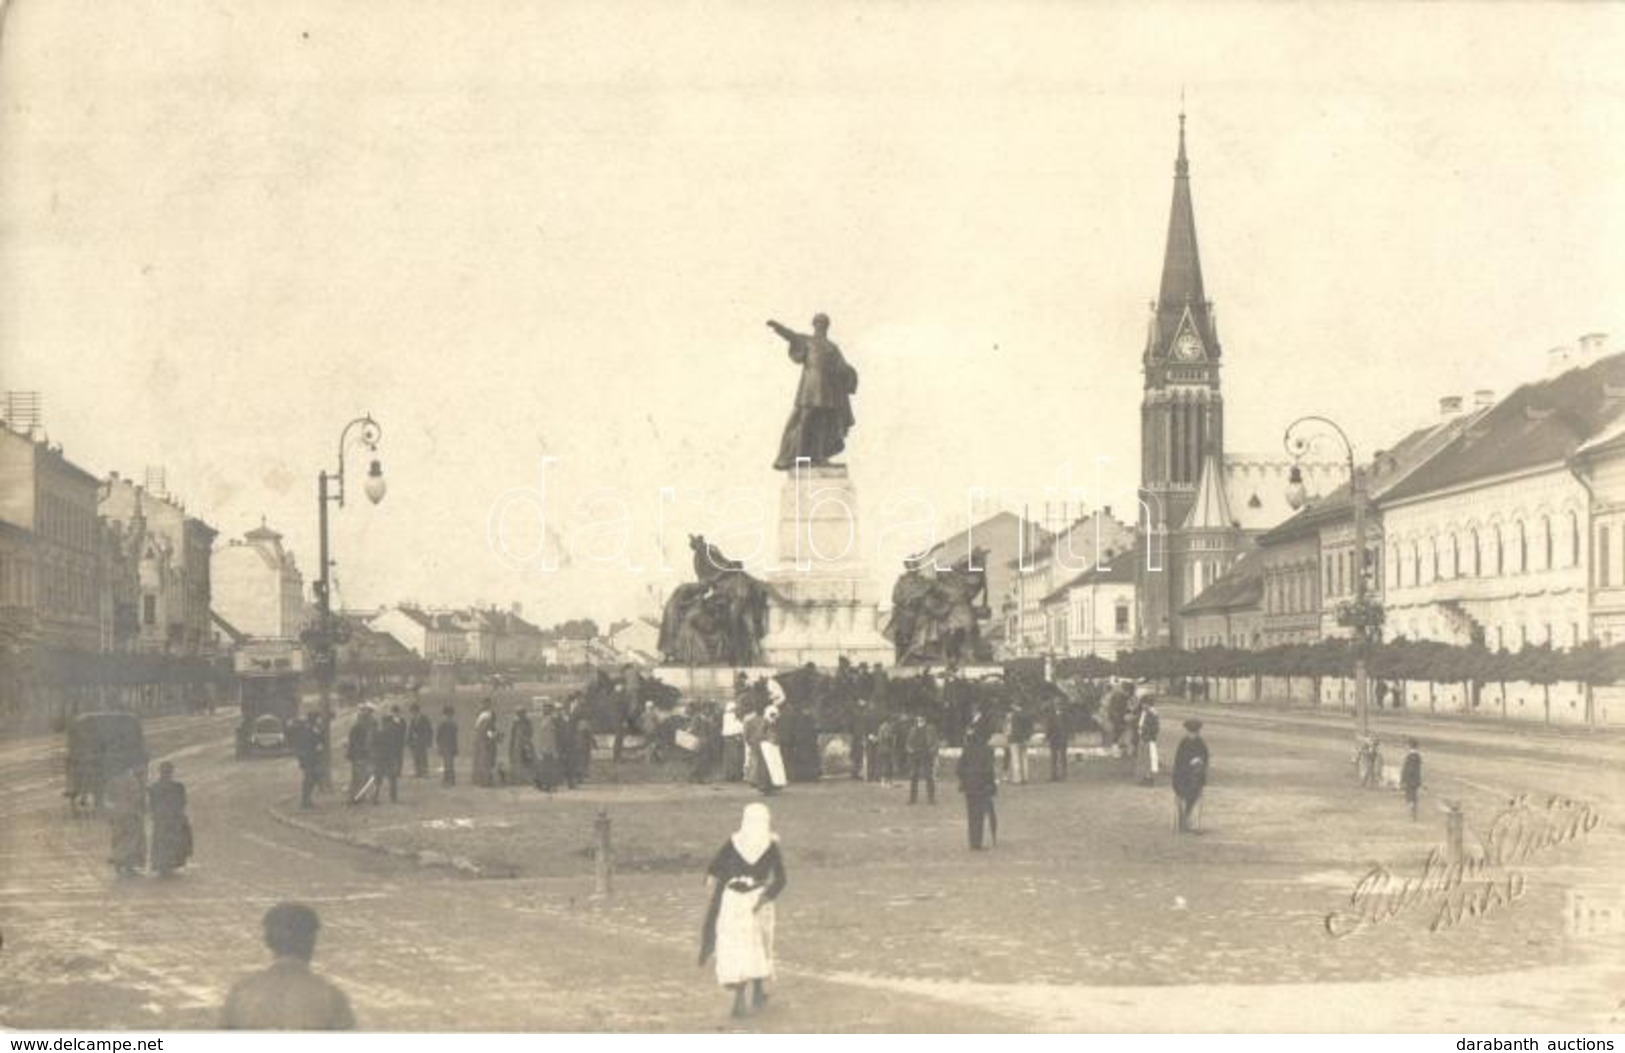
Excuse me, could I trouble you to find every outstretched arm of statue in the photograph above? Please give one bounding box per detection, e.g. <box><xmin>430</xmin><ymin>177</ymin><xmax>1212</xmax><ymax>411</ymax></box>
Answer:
<box><xmin>767</xmin><ymin>320</ymin><xmax>808</xmax><ymax>363</ymax></box>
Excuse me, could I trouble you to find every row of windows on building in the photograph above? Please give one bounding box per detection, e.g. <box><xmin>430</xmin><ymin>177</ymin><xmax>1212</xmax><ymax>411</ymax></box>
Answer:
<box><xmin>1065</xmin><ymin>602</ymin><xmax>1133</xmax><ymax>637</ymax></box>
<box><xmin>38</xmin><ymin>492</ymin><xmax>101</xmax><ymax>554</ymax></box>
<box><xmin>0</xmin><ymin>555</ymin><xmax>100</xmax><ymax>619</ymax></box>
<box><xmin>1391</xmin><ymin>619</ymin><xmax>1586</xmax><ymax>652</ymax></box>
<box><xmin>1387</xmin><ymin>513</ymin><xmax>1588</xmax><ymax>590</ymax></box>
<box><xmin>1265</xmin><ymin>565</ymin><xmax>1318</xmax><ymax>616</ymax></box>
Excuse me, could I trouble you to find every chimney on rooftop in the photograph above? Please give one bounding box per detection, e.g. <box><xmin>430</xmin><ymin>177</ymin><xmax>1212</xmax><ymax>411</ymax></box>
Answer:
<box><xmin>1548</xmin><ymin>345</ymin><xmax>1575</xmax><ymax>377</ymax></box>
<box><xmin>1473</xmin><ymin>389</ymin><xmax>1496</xmax><ymax>410</ymax></box>
<box><xmin>1439</xmin><ymin>395</ymin><xmax>1464</xmax><ymax>420</ymax></box>
<box><xmin>1577</xmin><ymin>332</ymin><xmax>1609</xmax><ymax>364</ymax></box>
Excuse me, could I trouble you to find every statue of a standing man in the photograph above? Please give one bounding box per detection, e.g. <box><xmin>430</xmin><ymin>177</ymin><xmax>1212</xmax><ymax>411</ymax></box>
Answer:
<box><xmin>767</xmin><ymin>313</ymin><xmax>858</xmax><ymax>471</ymax></box>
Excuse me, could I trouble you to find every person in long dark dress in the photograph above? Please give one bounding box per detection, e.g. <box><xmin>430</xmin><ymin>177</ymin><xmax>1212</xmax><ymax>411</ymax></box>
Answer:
<box><xmin>1172</xmin><ymin>719</ymin><xmax>1210</xmax><ymax>834</ymax></box>
<box><xmin>699</xmin><ymin>803</ymin><xmax>787</xmax><ymax>1018</ymax></box>
<box><xmin>147</xmin><ymin>761</ymin><xmax>192</xmax><ymax>876</ymax></box>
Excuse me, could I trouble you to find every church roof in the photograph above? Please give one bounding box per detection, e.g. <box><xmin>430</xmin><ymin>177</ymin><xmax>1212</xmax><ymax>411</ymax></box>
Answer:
<box><xmin>1181</xmin><ymin>550</ymin><xmax>1263</xmax><ymax>615</ymax></box>
<box><xmin>1382</xmin><ymin>352</ymin><xmax>1625</xmax><ymax>503</ymax></box>
<box><xmin>1182</xmin><ymin>454</ymin><xmax>1235</xmax><ymax>531</ymax></box>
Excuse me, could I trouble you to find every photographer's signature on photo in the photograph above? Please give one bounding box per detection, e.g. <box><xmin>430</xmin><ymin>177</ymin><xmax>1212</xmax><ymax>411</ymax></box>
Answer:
<box><xmin>1323</xmin><ymin>795</ymin><xmax>1600</xmax><ymax>938</ymax></box>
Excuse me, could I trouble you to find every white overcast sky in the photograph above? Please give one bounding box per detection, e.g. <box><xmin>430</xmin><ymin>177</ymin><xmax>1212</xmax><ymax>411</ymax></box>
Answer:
<box><xmin>2</xmin><ymin>2</ymin><xmax>1621</xmax><ymax>626</ymax></box>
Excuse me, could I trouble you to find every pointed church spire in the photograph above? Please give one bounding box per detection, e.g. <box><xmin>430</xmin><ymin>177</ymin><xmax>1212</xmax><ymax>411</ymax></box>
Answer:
<box><xmin>1159</xmin><ymin>109</ymin><xmax>1204</xmax><ymax>311</ymax></box>
<box><xmin>1176</xmin><ymin>94</ymin><xmax>1188</xmax><ymax>177</ymax></box>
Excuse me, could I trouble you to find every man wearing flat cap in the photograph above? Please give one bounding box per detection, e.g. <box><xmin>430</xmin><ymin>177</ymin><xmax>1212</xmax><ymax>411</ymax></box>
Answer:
<box><xmin>1172</xmin><ymin>719</ymin><xmax>1209</xmax><ymax>834</ymax></box>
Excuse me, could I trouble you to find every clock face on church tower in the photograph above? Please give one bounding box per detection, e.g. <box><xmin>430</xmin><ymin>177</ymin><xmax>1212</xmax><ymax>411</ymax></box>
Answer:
<box><xmin>1174</xmin><ymin>330</ymin><xmax>1203</xmax><ymax>361</ymax></box>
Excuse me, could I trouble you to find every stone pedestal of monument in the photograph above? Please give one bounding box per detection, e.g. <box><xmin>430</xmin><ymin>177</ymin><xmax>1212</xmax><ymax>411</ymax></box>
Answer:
<box><xmin>759</xmin><ymin>465</ymin><xmax>893</xmax><ymax>667</ymax></box>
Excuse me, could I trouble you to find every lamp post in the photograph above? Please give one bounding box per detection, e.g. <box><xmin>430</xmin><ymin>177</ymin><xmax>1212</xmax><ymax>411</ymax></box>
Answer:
<box><xmin>1282</xmin><ymin>415</ymin><xmax>1370</xmax><ymax>739</ymax></box>
<box><xmin>312</xmin><ymin>415</ymin><xmax>386</xmax><ymax>709</ymax></box>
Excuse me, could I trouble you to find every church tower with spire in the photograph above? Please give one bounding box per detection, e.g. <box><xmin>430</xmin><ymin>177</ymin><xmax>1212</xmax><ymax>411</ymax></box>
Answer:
<box><xmin>1138</xmin><ymin>110</ymin><xmax>1226</xmax><ymax>647</ymax></box>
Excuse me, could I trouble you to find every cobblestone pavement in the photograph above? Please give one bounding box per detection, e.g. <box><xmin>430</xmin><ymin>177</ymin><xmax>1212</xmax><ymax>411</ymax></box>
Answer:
<box><xmin>2</xmin><ymin>704</ymin><xmax>1621</xmax><ymax>1031</ymax></box>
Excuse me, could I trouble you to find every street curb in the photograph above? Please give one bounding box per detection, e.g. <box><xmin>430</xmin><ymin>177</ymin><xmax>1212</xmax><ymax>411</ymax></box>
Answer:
<box><xmin>264</xmin><ymin>805</ymin><xmax>517</xmax><ymax>880</ymax></box>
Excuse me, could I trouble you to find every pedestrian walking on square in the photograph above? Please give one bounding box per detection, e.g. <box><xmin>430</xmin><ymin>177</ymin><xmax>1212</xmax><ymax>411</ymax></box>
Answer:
<box><xmin>345</xmin><ymin>705</ymin><xmax>376</xmax><ymax>804</ymax></box>
<box><xmin>869</xmin><ymin>713</ymin><xmax>895</xmax><ymax>786</ymax></box>
<box><xmin>1135</xmin><ymin>695</ymin><xmax>1162</xmax><ymax>785</ymax></box>
<box><xmin>1044</xmin><ymin>700</ymin><xmax>1070</xmax><ymax>781</ymax></box>
<box><xmin>435</xmin><ymin>706</ymin><xmax>459</xmax><ymax>786</ymax></box>
<box><xmin>956</xmin><ymin>731</ymin><xmax>998</xmax><ymax>850</ymax></box>
<box><xmin>566</xmin><ymin>697</ymin><xmax>594</xmax><ymax>787</ymax></box>
<box><xmin>614</xmin><ymin>665</ymin><xmax>642</xmax><ymax>764</ymax></box>
<box><xmin>1106</xmin><ymin>681</ymin><xmax>1132</xmax><ymax>756</ymax></box>
<box><xmin>507</xmin><ymin>708</ymin><xmax>536</xmax><ymax>786</ymax></box>
<box><xmin>722</xmin><ymin>698</ymin><xmax>746</xmax><ymax>782</ymax></box>
<box><xmin>1006</xmin><ymin>702</ymin><xmax>1033</xmax><ymax>785</ymax></box>
<box><xmin>472</xmin><ymin>699</ymin><xmax>500</xmax><ymax>787</ymax></box>
<box><xmin>847</xmin><ymin>696</ymin><xmax>870</xmax><ymax>780</ymax></box>
<box><xmin>906</xmin><ymin>714</ymin><xmax>939</xmax><ymax>804</ymax></box>
<box><xmin>757</xmin><ymin>705</ymin><xmax>787</xmax><ymax>794</ymax></box>
<box><xmin>742</xmin><ymin>702</ymin><xmax>764</xmax><ymax>787</ymax></box>
<box><xmin>290</xmin><ymin>713</ymin><xmax>322</xmax><ymax>808</ymax></box>
<box><xmin>1172</xmin><ymin>719</ymin><xmax>1209</xmax><ymax>834</ymax></box>
<box><xmin>147</xmin><ymin>761</ymin><xmax>192</xmax><ymax>876</ymax></box>
<box><xmin>105</xmin><ymin>765</ymin><xmax>146</xmax><ymax>876</ymax></box>
<box><xmin>699</xmin><ymin>803</ymin><xmax>787</xmax><ymax>1020</ymax></box>
<box><xmin>534</xmin><ymin>703</ymin><xmax>563</xmax><ymax>792</ymax></box>
<box><xmin>1400</xmin><ymin>738</ymin><xmax>1423</xmax><ymax>820</ymax></box>
<box><xmin>406</xmin><ymin>703</ymin><xmax>433</xmax><ymax>779</ymax></box>
<box><xmin>221</xmin><ymin>903</ymin><xmax>355</xmax><ymax>1031</ymax></box>
<box><xmin>369</xmin><ymin>705</ymin><xmax>406</xmax><ymax>804</ymax></box>
<box><xmin>313</xmin><ymin>707</ymin><xmax>334</xmax><ymax>794</ymax></box>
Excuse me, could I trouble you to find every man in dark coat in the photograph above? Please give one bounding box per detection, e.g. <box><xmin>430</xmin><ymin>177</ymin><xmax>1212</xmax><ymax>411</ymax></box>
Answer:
<box><xmin>370</xmin><ymin>706</ymin><xmax>406</xmax><ymax>804</ymax></box>
<box><xmin>313</xmin><ymin>707</ymin><xmax>334</xmax><ymax>794</ymax></box>
<box><xmin>1172</xmin><ymin>719</ymin><xmax>1210</xmax><ymax>834</ymax></box>
<box><xmin>290</xmin><ymin>714</ymin><xmax>321</xmax><ymax>809</ymax></box>
<box><xmin>435</xmin><ymin>706</ymin><xmax>459</xmax><ymax>785</ymax></box>
<box><xmin>1400</xmin><ymin>738</ymin><xmax>1423</xmax><ymax>820</ymax></box>
<box><xmin>406</xmin><ymin>703</ymin><xmax>433</xmax><ymax>778</ymax></box>
<box><xmin>1044</xmin><ymin>701</ymin><xmax>1070</xmax><ymax>782</ymax></box>
<box><xmin>905</xmin><ymin>715</ymin><xmax>940</xmax><ymax>805</ymax></box>
<box><xmin>345</xmin><ymin>706</ymin><xmax>376</xmax><ymax>804</ymax></box>
<box><xmin>956</xmin><ymin>733</ymin><xmax>998</xmax><ymax>850</ymax></box>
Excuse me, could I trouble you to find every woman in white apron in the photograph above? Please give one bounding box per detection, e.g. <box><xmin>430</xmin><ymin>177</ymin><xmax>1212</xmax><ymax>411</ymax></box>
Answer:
<box><xmin>699</xmin><ymin>803</ymin><xmax>788</xmax><ymax>1017</ymax></box>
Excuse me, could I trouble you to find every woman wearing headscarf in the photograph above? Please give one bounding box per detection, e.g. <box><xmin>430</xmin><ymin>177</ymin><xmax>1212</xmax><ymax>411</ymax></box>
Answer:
<box><xmin>147</xmin><ymin>761</ymin><xmax>192</xmax><ymax>876</ymax></box>
<box><xmin>699</xmin><ymin>803</ymin><xmax>787</xmax><ymax>1018</ymax></box>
